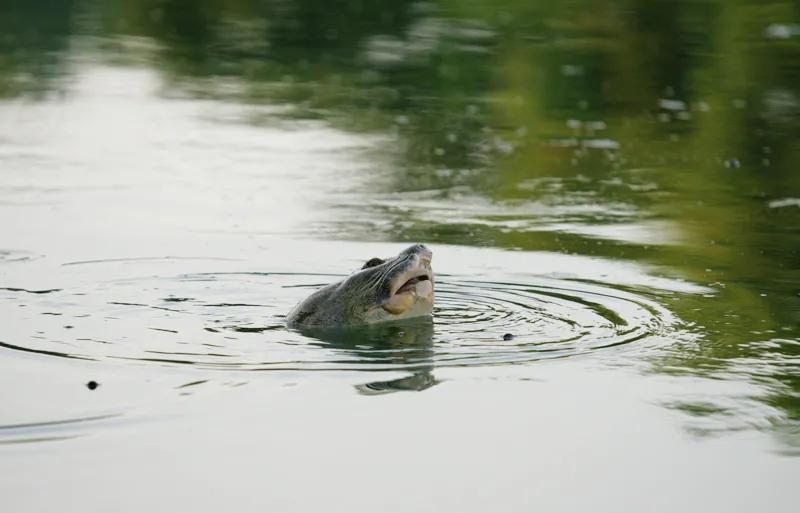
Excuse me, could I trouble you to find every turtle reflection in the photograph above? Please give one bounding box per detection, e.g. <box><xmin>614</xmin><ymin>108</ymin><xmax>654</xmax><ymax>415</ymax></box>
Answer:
<box><xmin>297</xmin><ymin>318</ymin><xmax>437</xmax><ymax>394</ymax></box>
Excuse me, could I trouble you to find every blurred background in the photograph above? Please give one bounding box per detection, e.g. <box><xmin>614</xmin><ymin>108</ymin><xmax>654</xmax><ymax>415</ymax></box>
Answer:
<box><xmin>3</xmin><ymin>0</ymin><xmax>799</xmax><ymax>261</ymax></box>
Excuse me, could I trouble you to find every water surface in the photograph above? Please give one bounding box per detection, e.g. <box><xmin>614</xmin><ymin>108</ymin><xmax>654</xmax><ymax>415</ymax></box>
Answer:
<box><xmin>1</xmin><ymin>1</ymin><xmax>799</xmax><ymax>511</ymax></box>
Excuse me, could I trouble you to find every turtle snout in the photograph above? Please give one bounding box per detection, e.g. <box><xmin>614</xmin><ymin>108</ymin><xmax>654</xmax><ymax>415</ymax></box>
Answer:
<box><xmin>402</xmin><ymin>244</ymin><xmax>432</xmax><ymax>263</ymax></box>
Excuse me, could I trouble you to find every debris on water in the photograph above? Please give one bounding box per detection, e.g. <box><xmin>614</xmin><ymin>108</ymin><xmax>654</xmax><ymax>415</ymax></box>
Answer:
<box><xmin>86</xmin><ymin>381</ymin><xmax>99</xmax><ymax>390</ymax></box>
<box><xmin>503</xmin><ymin>333</ymin><xmax>514</xmax><ymax>341</ymax></box>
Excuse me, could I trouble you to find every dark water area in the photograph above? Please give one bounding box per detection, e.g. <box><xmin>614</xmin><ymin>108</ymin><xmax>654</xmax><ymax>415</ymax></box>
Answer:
<box><xmin>2</xmin><ymin>1</ymin><xmax>800</xmax><ymax>511</ymax></box>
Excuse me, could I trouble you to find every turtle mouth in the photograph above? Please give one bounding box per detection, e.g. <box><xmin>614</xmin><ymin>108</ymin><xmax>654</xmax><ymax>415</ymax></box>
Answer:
<box><xmin>388</xmin><ymin>248</ymin><xmax>433</xmax><ymax>296</ymax></box>
<box><xmin>395</xmin><ymin>273</ymin><xmax>431</xmax><ymax>294</ymax></box>
<box><xmin>380</xmin><ymin>256</ymin><xmax>434</xmax><ymax>315</ymax></box>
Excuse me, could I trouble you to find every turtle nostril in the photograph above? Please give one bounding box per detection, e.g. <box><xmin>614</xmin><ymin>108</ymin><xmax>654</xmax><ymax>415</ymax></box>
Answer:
<box><xmin>404</xmin><ymin>244</ymin><xmax>432</xmax><ymax>260</ymax></box>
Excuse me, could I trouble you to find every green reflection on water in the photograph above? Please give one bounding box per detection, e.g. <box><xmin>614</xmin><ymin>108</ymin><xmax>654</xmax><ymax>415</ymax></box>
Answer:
<box><xmin>1</xmin><ymin>0</ymin><xmax>799</xmax><ymax>441</ymax></box>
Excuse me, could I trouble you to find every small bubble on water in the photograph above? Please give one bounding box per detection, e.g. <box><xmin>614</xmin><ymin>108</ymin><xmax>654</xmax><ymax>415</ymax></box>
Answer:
<box><xmin>561</xmin><ymin>64</ymin><xmax>584</xmax><ymax>77</ymax></box>
<box><xmin>658</xmin><ymin>98</ymin><xmax>685</xmax><ymax>111</ymax></box>
<box><xmin>494</xmin><ymin>139</ymin><xmax>514</xmax><ymax>155</ymax></box>
<box><xmin>764</xmin><ymin>23</ymin><xmax>800</xmax><ymax>40</ymax></box>
<box><xmin>724</xmin><ymin>158</ymin><xmax>741</xmax><ymax>169</ymax></box>
<box><xmin>149</xmin><ymin>8</ymin><xmax>164</xmax><ymax>23</ymax></box>
<box><xmin>586</xmin><ymin>120</ymin><xmax>607</xmax><ymax>131</ymax></box>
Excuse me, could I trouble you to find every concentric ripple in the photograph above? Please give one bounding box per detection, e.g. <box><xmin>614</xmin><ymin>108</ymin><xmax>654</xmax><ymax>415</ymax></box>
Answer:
<box><xmin>430</xmin><ymin>278</ymin><xmax>675</xmax><ymax>364</ymax></box>
<box><xmin>0</xmin><ymin>263</ymin><xmax>682</xmax><ymax>372</ymax></box>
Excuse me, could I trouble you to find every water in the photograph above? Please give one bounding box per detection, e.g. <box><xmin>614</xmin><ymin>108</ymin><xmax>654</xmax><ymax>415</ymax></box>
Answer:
<box><xmin>0</xmin><ymin>246</ymin><xmax>693</xmax><ymax>372</ymax></box>
<box><xmin>2</xmin><ymin>1</ymin><xmax>800</xmax><ymax>511</ymax></box>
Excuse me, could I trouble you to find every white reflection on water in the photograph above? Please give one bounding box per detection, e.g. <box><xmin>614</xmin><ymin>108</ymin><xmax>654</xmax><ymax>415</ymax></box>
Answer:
<box><xmin>0</xmin><ymin>63</ymin><xmax>384</xmax><ymax>248</ymax></box>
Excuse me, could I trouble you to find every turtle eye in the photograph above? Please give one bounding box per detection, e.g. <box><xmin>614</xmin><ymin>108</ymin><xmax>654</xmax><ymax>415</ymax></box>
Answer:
<box><xmin>362</xmin><ymin>257</ymin><xmax>384</xmax><ymax>269</ymax></box>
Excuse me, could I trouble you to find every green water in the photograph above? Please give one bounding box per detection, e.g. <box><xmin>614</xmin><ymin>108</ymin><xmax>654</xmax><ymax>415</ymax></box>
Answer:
<box><xmin>1</xmin><ymin>1</ymin><xmax>799</xmax><ymax>511</ymax></box>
